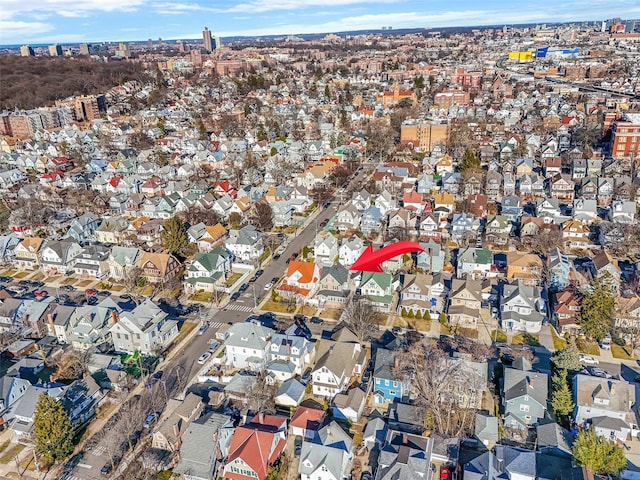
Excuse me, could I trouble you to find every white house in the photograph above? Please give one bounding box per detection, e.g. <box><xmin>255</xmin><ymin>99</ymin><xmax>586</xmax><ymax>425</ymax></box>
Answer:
<box><xmin>224</xmin><ymin>322</ymin><xmax>273</xmax><ymax>371</ymax></box>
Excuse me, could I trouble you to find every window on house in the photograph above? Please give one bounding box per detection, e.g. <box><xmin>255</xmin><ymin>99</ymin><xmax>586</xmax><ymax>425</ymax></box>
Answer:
<box><xmin>519</xmin><ymin>404</ymin><xmax>530</xmax><ymax>412</ymax></box>
<box><xmin>385</xmin><ymin>380</ymin><xmax>389</xmax><ymax>386</ymax></box>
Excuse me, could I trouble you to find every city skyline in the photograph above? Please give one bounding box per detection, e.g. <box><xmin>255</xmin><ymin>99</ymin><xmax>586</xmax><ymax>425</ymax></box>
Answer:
<box><xmin>2</xmin><ymin>0</ymin><xmax>640</xmax><ymax>46</ymax></box>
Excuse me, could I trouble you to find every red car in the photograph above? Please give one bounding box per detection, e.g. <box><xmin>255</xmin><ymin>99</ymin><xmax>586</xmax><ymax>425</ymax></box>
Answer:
<box><xmin>440</xmin><ymin>467</ymin><xmax>451</xmax><ymax>480</ymax></box>
<box><xmin>34</xmin><ymin>290</ymin><xmax>48</xmax><ymax>298</ymax></box>
<box><xmin>85</xmin><ymin>288</ymin><xmax>98</xmax><ymax>296</ymax></box>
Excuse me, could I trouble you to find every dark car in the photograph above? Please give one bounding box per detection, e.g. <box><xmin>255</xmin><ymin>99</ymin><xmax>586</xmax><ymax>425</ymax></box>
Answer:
<box><xmin>248</xmin><ymin>276</ymin><xmax>258</xmax><ymax>283</ymax></box>
<box><xmin>294</xmin><ymin>437</ymin><xmax>303</xmax><ymax>457</ymax></box>
<box><xmin>273</xmin><ymin>254</ymin><xmax>281</xmax><ymax>260</ymax></box>
<box><xmin>99</xmin><ymin>290</ymin><xmax>111</xmax><ymax>296</ymax></box>
<box><xmin>0</xmin><ymin>276</ymin><xmax>12</xmax><ymax>283</ymax></box>
<box><xmin>255</xmin><ymin>269</ymin><xmax>264</xmax><ymax>277</ymax></box>
<box><xmin>31</xmin><ymin>281</ymin><xmax>44</xmax><ymax>288</ymax></box>
<box><xmin>238</xmin><ymin>283</ymin><xmax>248</xmax><ymax>292</ymax></box>
<box><xmin>151</xmin><ymin>370</ymin><xmax>164</xmax><ymax>380</ymax></box>
<box><xmin>61</xmin><ymin>285</ymin><xmax>76</xmax><ymax>291</ymax></box>
<box><xmin>230</xmin><ymin>292</ymin><xmax>241</xmax><ymax>301</ymax></box>
<box><xmin>64</xmin><ymin>453</ymin><xmax>84</xmax><ymax>472</ymax></box>
<box><xmin>310</xmin><ymin>316</ymin><xmax>323</xmax><ymax>324</ymax></box>
<box><xmin>271</xmin><ymin>277</ymin><xmax>279</xmax><ymax>284</ymax></box>
<box><xmin>87</xmin><ymin>295</ymin><xmax>98</xmax><ymax>305</ymax></box>
<box><xmin>293</xmin><ymin>314</ymin><xmax>307</xmax><ymax>322</ymax></box>
<box><xmin>120</xmin><ymin>293</ymin><xmax>132</xmax><ymax>299</ymax></box>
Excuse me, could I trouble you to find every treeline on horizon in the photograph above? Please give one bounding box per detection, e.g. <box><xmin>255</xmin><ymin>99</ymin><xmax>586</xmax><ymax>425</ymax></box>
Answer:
<box><xmin>0</xmin><ymin>56</ymin><xmax>149</xmax><ymax>111</ymax></box>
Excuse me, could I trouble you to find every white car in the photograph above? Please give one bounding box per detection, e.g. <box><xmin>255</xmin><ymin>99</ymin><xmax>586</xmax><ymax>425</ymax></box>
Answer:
<box><xmin>197</xmin><ymin>352</ymin><xmax>212</xmax><ymax>365</ymax></box>
<box><xmin>263</xmin><ymin>282</ymin><xmax>274</xmax><ymax>291</ymax></box>
<box><xmin>579</xmin><ymin>354</ymin><xmax>599</xmax><ymax>365</ymax></box>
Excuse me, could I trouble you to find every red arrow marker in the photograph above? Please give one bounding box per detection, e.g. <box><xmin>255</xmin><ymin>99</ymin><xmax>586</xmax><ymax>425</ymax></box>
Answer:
<box><xmin>350</xmin><ymin>241</ymin><xmax>425</xmax><ymax>272</ymax></box>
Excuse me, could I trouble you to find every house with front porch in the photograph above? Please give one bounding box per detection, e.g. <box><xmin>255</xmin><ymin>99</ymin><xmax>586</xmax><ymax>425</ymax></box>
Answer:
<box><xmin>339</xmin><ymin>236</ymin><xmax>366</xmax><ymax>267</ymax></box>
<box><xmin>359</xmin><ymin>272</ymin><xmax>394</xmax><ymax>312</ymax></box>
<box><xmin>315</xmin><ymin>263</ymin><xmax>351</xmax><ymax>308</ymax></box>
<box><xmin>499</xmin><ymin>280</ymin><xmax>546</xmax><ymax>334</ymax></box>
<box><xmin>397</xmin><ymin>272</ymin><xmax>445</xmax><ymax>318</ymax></box>
<box><xmin>138</xmin><ymin>251</ymin><xmax>181</xmax><ymax>284</ymax></box>
<box><xmin>225</xmin><ymin>225</ymin><xmax>264</xmax><ymax>263</ymax></box>
<box><xmin>73</xmin><ymin>245</ymin><xmax>110</xmax><ymax>279</ymax></box>
<box><xmin>39</xmin><ymin>240</ymin><xmax>83</xmax><ymax>276</ymax></box>
<box><xmin>503</xmin><ymin>359</ymin><xmax>548</xmax><ymax>429</ymax></box>
<box><xmin>372</xmin><ymin>347</ymin><xmax>408</xmax><ymax>404</ymax></box>
<box><xmin>12</xmin><ymin>237</ymin><xmax>44</xmax><ymax>270</ymax></box>
<box><xmin>184</xmin><ymin>248</ymin><xmax>232</xmax><ymax>294</ymax></box>
<box><xmin>314</xmin><ymin>233</ymin><xmax>339</xmax><ymax>268</ymax></box>
<box><xmin>280</xmin><ymin>261</ymin><xmax>321</xmax><ymax>300</ymax></box>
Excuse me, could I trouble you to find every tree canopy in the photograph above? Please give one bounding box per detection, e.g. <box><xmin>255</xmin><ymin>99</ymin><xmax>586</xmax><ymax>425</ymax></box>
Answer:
<box><xmin>34</xmin><ymin>393</ymin><xmax>75</xmax><ymax>464</ymax></box>
<box><xmin>162</xmin><ymin>216</ymin><xmax>188</xmax><ymax>257</ymax></box>
<box><xmin>550</xmin><ymin>369</ymin><xmax>574</xmax><ymax>420</ymax></box>
<box><xmin>578</xmin><ymin>277</ymin><xmax>615</xmax><ymax>340</ymax></box>
<box><xmin>573</xmin><ymin>427</ymin><xmax>627</xmax><ymax>474</ymax></box>
<box><xmin>550</xmin><ymin>340</ymin><xmax>582</xmax><ymax>371</ymax></box>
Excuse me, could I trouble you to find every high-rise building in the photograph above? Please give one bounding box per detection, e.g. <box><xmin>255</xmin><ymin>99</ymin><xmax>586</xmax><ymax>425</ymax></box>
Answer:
<box><xmin>203</xmin><ymin>26</ymin><xmax>213</xmax><ymax>53</ymax></box>
<box><xmin>214</xmin><ymin>35</ymin><xmax>222</xmax><ymax>50</ymax></box>
<box><xmin>48</xmin><ymin>44</ymin><xmax>62</xmax><ymax>56</ymax></box>
<box><xmin>610</xmin><ymin>114</ymin><xmax>640</xmax><ymax>159</ymax></box>
<box><xmin>20</xmin><ymin>45</ymin><xmax>34</xmax><ymax>57</ymax></box>
<box><xmin>79</xmin><ymin>43</ymin><xmax>90</xmax><ymax>55</ymax></box>
<box><xmin>117</xmin><ymin>43</ymin><xmax>131</xmax><ymax>58</ymax></box>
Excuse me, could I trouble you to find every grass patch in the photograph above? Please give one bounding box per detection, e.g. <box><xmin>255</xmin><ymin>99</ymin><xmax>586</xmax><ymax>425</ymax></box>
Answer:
<box><xmin>262</xmin><ymin>300</ymin><xmax>295</xmax><ymax>314</ymax></box>
<box><xmin>0</xmin><ymin>439</ymin><xmax>10</xmax><ymax>454</ymax></box>
<box><xmin>440</xmin><ymin>323</ymin><xmax>454</xmax><ymax>335</ymax></box>
<box><xmin>458</xmin><ymin>326</ymin><xmax>479</xmax><ymax>339</ymax></box>
<box><xmin>139</xmin><ymin>285</ymin><xmax>154</xmax><ymax>295</ymax></box>
<box><xmin>14</xmin><ymin>271</ymin><xmax>29</xmax><ymax>278</ymax></box>
<box><xmin>30</xmin><ymin>271</ymin><xmax>44</xmax><ymax>281</ymax></box>
<box><xmin>611</xmin><ymin>344</ymin><xmax>636</xmax><ymax>360</ymax></box>
<box><xmin>551</xmin><ymin>329</ymin><xmax>567</xmax><ymax>350</ymax></box>
<box><xmin>20</xmin><ymin>452</ymin><xmax>38</xmax><ymax>472</ymax></box>
<box><xmin>490</xmin><ymin>329</ymin><xmax>508</xmax><ymax>343</ymax></box>
<box><xmin>393</xmin><ymin>317</ymin><xmax>408</xmax><ymax>328</ymax></box>
<box><xmin>322</xmin><ymin>308</ymin><xmax>343</xmax><ymax>321</ymax></box>
<box><xmin>225</xmin><ymin>272</ymin><xmax>242</xmax><ymax>287</ymax></box>
<box><xmin>76</xmin><ymin>279</ymin><xmax>93</xmax><ymax>287</ymax></box>
<box><xmin>406</xmin><ymin>318</ymin><xmax>433</xmax><ymax>332</ymax></box>
<box><xmin>61</xmin><ymin>277</ymin><xmax>77</xmax><ymax>285</ymax></box>
<box><xmin>297</xmin><ymin>305</ymin><xmax>317</xmax><ymax>316</ymax></box>
<box><xmin>110</xmin><ymin>284</ymin><xmax>124</xmax><ymax>292</ymax></box>
<box><xmin>171</xmin><ymin>321</ymin><xmax>197</xmax><ymax>347</ymax></box>
<box><xmin>0</xmin><ymin>269</ymin><xmax>17</xmax><ymax>276</ymax></box>
<box><xmin>0</xmin><ymin>443</ymin><xmax>26</xmax><ymax>464</ymax></box>
<box><xmin>512</xmin><ymin>333</ymin><xmax>540</xmax><ymax>347</ymax></box>
<box><xmin>576</xmin><ymin>337</ymin><xmax>600</xmax><ymax>355</ymax></box>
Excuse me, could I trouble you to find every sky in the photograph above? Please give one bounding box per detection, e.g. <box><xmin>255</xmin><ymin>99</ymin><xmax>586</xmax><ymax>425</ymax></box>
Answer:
<box><xmin>1</xmin><ymin>0</ymin><xmax>639</xmax><ymax>46</ymax></box>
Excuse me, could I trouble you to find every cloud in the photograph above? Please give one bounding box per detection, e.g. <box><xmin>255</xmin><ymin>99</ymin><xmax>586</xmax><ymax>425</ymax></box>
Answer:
<box><xmin>223</xmin><ymin>0</ymin><xmax>402</xmax><ymax>14</ymax></box>
<box><xmin>0</xmin><ymin>0</ymin><xmax>147</xmax><ymax>21</ymax></box>
<box><xmin>0</xmin><ymin>20</ymin><xmax>53</xmax><ymax>43</ymax></box>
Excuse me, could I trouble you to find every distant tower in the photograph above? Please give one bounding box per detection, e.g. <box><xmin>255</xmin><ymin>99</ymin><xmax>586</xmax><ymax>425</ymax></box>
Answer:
<box><xmin>203</xmin><ymin>26</ymin><xmax>213</xmax><ymax>53</ymax></box>
<box><xmin>177</xmin><ymin>40</ymin><xmax>185</xmax><ymax>53</ymax></box>
<box><xmin>214</xmin><ymin>35</ymin><xmax>222</xmax><ymax>50</ymax></box>
<box><xmin>48</xmin><ymin>44</ymin><xmax>62</xmax><ymax>56</ymax></box>
<box><xmin>20</xmin><ymin>45</ymin><xmax>34</xmax><ymax>57</ymax></box>
<box><xmin>147</xmin><ymin>38</ymin><xmax>153</xmax><ymax>48</ymax></box>
<box><xmin>118</xmin><ymin>43</ymin><xmax>131</xmax><ymax>58</ymax></box>
<box><xmin>79</xmin><ymin>43</ymin><xmax>90</xmax><ymax>55</ymax></box>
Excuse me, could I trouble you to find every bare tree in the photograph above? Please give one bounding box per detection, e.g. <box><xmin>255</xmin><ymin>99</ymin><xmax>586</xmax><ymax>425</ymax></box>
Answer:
<box><xmin>343</xmin><ymin>297</ymin><xmax>379</xmax><ymax>342</ymax></box>
<box><xmin>246</xmin><ymin>373</ymin><xmax>278</xmax><ymax>414</ymax></box>
<box><xmin>250</xmin><ymin>201</ymin><xmax>273</xmax><ymax>232</ymax></box>
<box><xmin>182</xmin><ymin>207</ymin><xmax>221</xmax><ymax>226</ymax></box>
<box><xmin>310</xmin><ymin>183</ymin><xmax>334</xmax><ymax>206</ymax></box>
<box><xmin>118</xmin><ymin>396</ymin><xmax>146</xmax><ymax>452</ymax></box>
<box><xmin>124</xmin><ymin>266</ymin><xmax>142</xmax><ymax>290</ymax></box>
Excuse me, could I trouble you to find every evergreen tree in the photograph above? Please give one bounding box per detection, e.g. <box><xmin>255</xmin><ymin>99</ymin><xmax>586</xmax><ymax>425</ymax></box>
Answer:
<box><xmin>550</xmin><ymin>340</ymin><xmax>582</xmax><ymax>371</ymax></box>
<box><xmin>161</xmin><ymin>216</ymin><xmax>187</xmax><ymax>257</ymax></box>
<box><xmin>578</xmin><ymin>277</ymin><xmax>615</xmax><ymax>340</ymax></box>
<box><xmin>34</xmin><ymin>393</ymin><xmax>75</xmax><ymax>464</ymax></box>
<box><xmin>550</xmin><ymin>369</ymin><xmax>574</xmax><ymax>419</ymax></box>
<box><xmin>573</xmin><ymin>427</ymin><xmax>627</xmax><ymax>474</ymax></box>
<box><xmin>459</xmin><ymin>147</ymin><xmax>480</xmax><ymax>172</ymax></box>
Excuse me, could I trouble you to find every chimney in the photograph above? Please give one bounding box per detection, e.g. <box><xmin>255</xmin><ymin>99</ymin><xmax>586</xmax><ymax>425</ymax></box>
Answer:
<box><xmin>394</xmin><ymin>356</ymin><xmax>399</xmax><ymax>369</ymax></box>
<box><xmin>173</xmin><ymin>423</ymin><xmax>180</xmax><ymax>437</ymax></box>
<box><xmin>258</xmin><ymin>412</ymin><xmax>264</xmax><ymax>424</ymax></box>
<box><xmin>402</xmin><ymin>433</ymin><xmax>408</xmax><ymax>445</ymax></box>
<box><xmin>529</xmin><ymin>378</ymin><xmax>534</xmax><ymax>388</ymax></box>
<box><xmin>111</xmin><ymin>310</ymin><xmax>118</xmax><ymax>324</ymax></box>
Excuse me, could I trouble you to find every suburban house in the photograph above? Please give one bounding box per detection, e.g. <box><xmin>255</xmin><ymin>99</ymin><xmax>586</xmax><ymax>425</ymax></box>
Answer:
<box><xmin>397</xmin><ymin>272</ymin><xmax>445</xmax><ymax>317</ymax></box>
<box><xmin>463</xmin><ymin>445</ymin><xmax>539</xmax><ymax>480</ymax></box>
<box><xmin>289</xmin><ymin>406</ymin><xmax>325</xmax><ymax>439</ymax></box>
<box><xmin>375</xmin><ymin>430</ymin><xmax>433</xmax><ymax>480</ymax></box>
<box><xmin>280</xmin><ymin>261</ymin><xmax>321</xmax><ymax>300</ymax></box>
<box><xmin>225</xmin><ymin>225</ymin><xmax>264</xmax><ymax>262</ymax></box>
<box><xmin>39</xmin><ymin>240</ymin><xmax>83</xmax><ymax>275</ymax></box>
<box><xmin>184</xmin><ymin>248</ymin><xmax>232</xmax><ymax>294</ymax></box>
<box><xmin>447</xmin><ymin>278</ymin><xmax>483</xmax><ymax>327</ymax></box>
<box><xmin>500</xmin><ymin>280</ymin><xmax>546</xmax><ymax>334</ymax></box>
<box><xmin>224</xmin><ymin>322</ymin><xmax>273</xmax><ymax>371</ymax></box>
<box><xmin>314</xmin><ymin>233</ymin><xmax>339</xmax><ymax>268</ymax></box>
<box><xmin>311</xmin><ymin>326</ymin><xmax>366</xmax><ymax>398</ymax></box>
<box><xmin>138</xmin><ymin>251</ymin><xmax>182</xmax><ymax>284</ymax></box>
<box><xmin>268</xmin><ymin>324</ymin><xmax>315</xmax><ymax>376</ymax></box>
<box><xmin>299</xmin><ymin>421</ymin><xmax>353</xmax><ymax>480</ymax></box>
<box><xmin>108</xmin><ymin>246</ymin><xmax>142</xmax><ymax>281</ymax></box>
<box><xmin>223</xmin><ymin>414</ymin><xmax>287</xmax><ymax>480</ymax></box>
<box><xmin>110</xmin><ymin>299</ymin><xmax>179</xmax><ymax>355</ymax></box>
<box><xmin>573</xmin><ymin>374</ymin><xmax>636</xmax><ymax>442</ymax></box>
<box><xmin>506</xmin><ymin>252</ymin><xmax>543</xmax><ymax>286</ymax></box>
<box><xmin>372</xmin><ymin>348</ymin><xmax>407</xmax><ymax>404</ymax></box>
<box><xmin>339</xmin><ymin>236</ymin><xmax>366</xmax><ymax>267</ymax></box>
<box><xmin>503</xmin><ymin>358</ymin><xmax>548</xmax><ymax>429</ymax></box>
<box><xmin>12</xmin><ymin>237</ymin><xmax>44</xmax><ymax>270</ymax></box>
<box><xmin>457</xmin><ymin>247</ymin><xmax>494</xmax><ymax>279</ymax></box>
<box><xmin>359</xmin><ymin>272</ymin><xmax>394</xmax><ymax>312</ymax></box>
<box><xmin>315</xmin><ymin>263</ymin><xmax>351</xmax><ymax>308</ymax></box>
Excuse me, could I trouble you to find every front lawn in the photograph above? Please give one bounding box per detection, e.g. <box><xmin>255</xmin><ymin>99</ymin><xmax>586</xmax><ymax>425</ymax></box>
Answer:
<box><xmin>322</xmin><ymin>308</ymin><xmax>343</xmax><ymax>321</ymax></box>
<box><xmin>551</xmin><ymin>329</ymin><xmax>567</xmax><ymax>350</ymax></box>
<box><xmin>491</xmin><ymin>329</ymin><xmax>508</xmax><ymax>343</ymax></box>
<box><xmin>458</xmin><ymin>327</ymin><xmax>479</xmax><ymax>340</ymax></box>
<box><xmin>0</xmin><ymin>443</ymin><xmax>25</xmax><ymax>464</ymax></box>
<box><xmin>512</xmin><ymin>333</ymin><xmax>540</xmax><ymax>347</ymax></box>
<box><xmin>611</xmin><ymin>344</ymin><xmax>636</xmax><ymax>360</ymax></box>
<box><xmin>297</xmin><ymin>305</ymin><xmax>317</xmax><ymax>316</ymax></box>
<box><xmin>225</xmin><ymin>272</ymin><xmax>242</xmax><ymax>287</ymax></box>
<box><xmin>576</xmin><ymin>337</ymin><xmax>600</xmax><ymax>355</ymax></box>
<box><xmin>262</xmin><ymin>300</ymin><xmax>295</xmax><ymax>314</ymax></box>
<box><xmin>61</xmin><ymin>277</ymin><xmax>77</xmax><ymax>285</ymax></box>
<box><xmin>406</xmin><ymin>317</ymin><xmax>433</xmax><ymax>333</ymax></box>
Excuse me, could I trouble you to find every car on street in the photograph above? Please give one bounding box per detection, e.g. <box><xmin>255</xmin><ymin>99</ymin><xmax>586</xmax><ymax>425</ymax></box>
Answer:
<box><xmin>85</xmin><ymin>288</ymin><xmax>98</xmax><ymax>296</ymax></box>
<box><xmin>198</xmin><ymin>352</ymin><xmax>212</xmax><ymax>364</ymax></box>
<box><xmin>64</xmin><ymin>453</ymin><xmax>83</xmax><ymax>472</ymax></box>
<box><xmin>119</xmin><ymin>293</ymin><xmax>132</xmax><ymax>299</ymax></box>
<box><xmin>0</xmin><ymin>276</ymin><xmax>11</xmax><ymax>283</ymax></box>
<box><xmin>34</xmin><ymin>289</ymin><xmax>48</xmax><ymax>298</ymax></box>
<box><xmin>249</xmin><ymin>275</ymin><xmax>258</xmax><ymax>283</ymax></box>
<box><xmin>208</xmin><ymin>341</ymin><xmax>220</xmax><ymax>352</ymax></box>
<box><xmin>87</xmin><ymin>295</ymin><xmax>98</xmax><ymax>305</ymax></box>
<box><xmin>255</xmin><ymin>269</ymin><xmax>264</xmax><ymax>277</ymax></box>
<box><xmin>151</xmin><ymin>370</ymin><xmax>164</xmax><ymax>380</ymax></box>
<box><xmin>271</xmin><ymin>277</ymin><xmax>279</xmax><ymax>283</ymax></box>
<box><xmin>31</xmin><ymin>281</ymin><xmax>44</xmax><ymax>288</ymax></box>
<box><xmin>230</xmin><ymin>291</ymin><xmax>241</xmax><ymax>301</ymax></box>
<box><xmin>238</xmin><ymin>283</ymin><xmax>248</xmax><ymax>292</ymax></box>
<box><xmin>579</xmin><ymin>354</ymin><xmax>599</xmax><ymax>365</ymax></box>
<box><xmin>60</xmin><ymin>285</ymin><xmax>75</xmax><ymax>291</ymax></box>
<box><xmin>293</xmin><ymin>314</ymin><xmax>307</xmax><ymax>322</ymax></box>
<box><xmin>310</xmin><ymin>316</ymin><xmax>323</xmax><ymax>324</ymax></box>
<box><xmin>101</xmin><ymin>463</ymin><xmax>113</xmax><ymax>475</ymax></box>
<box><xmin>143</xmin><ymin>412</ymin><xmax>159</xmax><ymax>428</ymax></box>
<box><xmin>263</xmin><ymin>282</ymin><xmax>273</xmax><ymax>290</ymax></box>
<box><xmin>588</xmin><ymin>366</ymin><xmax>612</xmax><ymax>378</ymax></box>
<box><xmin>99</xmin><ymin>290</ymin><xmax>111</xmax><ymax>296</ymax></box>
<box><xmin>273</xmin><ymin>254</ymin><xmax>281</xmax><ymax>260</ymax></box>
<box><xmin>197</xmin><ymin>323</ymin><xmax>208</xmax><ymax>335</ymax></box>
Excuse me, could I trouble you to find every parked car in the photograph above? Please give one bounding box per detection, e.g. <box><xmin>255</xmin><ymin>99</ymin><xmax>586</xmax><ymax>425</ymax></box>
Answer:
<box><xmin>263</xmin><ymin>282</ymin><xmax>274</xmax><ymax>291</ymax></box>
<box><xmin>230</xmin><ymin>292</ymin><xmax>241</xmax><ymax>301</ymax></box>
<box><xmin>255</xmin><ymin>269</ymin><xmax>264</xmax><ymax>277</ymax></box>
<box><xmin>238</xmin><ymin>283</ymin><xmax>248</xmax><ymax>292</ymax></box>
<box><xmin>143</xmin><ymin>412</ymin><xmax>159</xmax><ymax>428</ymax></box>
<box><xmin>208</xmin><ymin>341</ymin><xmax>220</xmax><ymax>352</ymax></box>
<box><xmin>85</xmin><ymin>288</ymin><xmax>98</xmax><ymax>296</ymax></box>
<box><xmin>197</xmin><ymin>324</ymin><xmax>208</xmax><ymax>335</ymax></box>
<box><xmin>87</xmin><ymin>296</ymin><xmax>98</xmax><ymax>305</ymax></box>
<box><xmin>294</xmin><ymin>437</ymin><xmax>303</xmax><ymax>457</ymax></box>
<box><xmin>0</xmin><ymin>276</ymin><xmax>12</xmax><ymax>283</ymax></box>
<box><xmin>588</xmin><ymin>366</ymin><xmax>612</xmax><ymax>378</ymax></box>
<box><xmin>34</xmin><ymin>289</ymin><xmax>48</xmax><ymax>298</ymax></box>
<box><xmin>271</xmin><ymin>277</ymin><xmax>279</xmax><ymax>283</ymax></box>
<box><xmin>361</xmin><ymin>472</ymin><xmax>373</xmax><ymax>480</ymax></box>
<box><xmin>198</xmin><ymin>352</ymin><xmax>212</xmax><ymax>364</ymax></box>
<box><xmin>600</xmin><ymin>337</ymin><xmax>611</xmax><ymax>350</ymax></box>
<box><xmin>310</xmin><ymin>316</ymin><xmax>323</xmax><ymax>324</ymax></box>
<box><xmin>249</xmin><ymin>276</ymin><xmax>258</xmax><ymax>283</ymax></box>
<box><xmin>579</xmin><ymin>354</ymin><xmax>599</xmax><ymax>365</ymax></box>
<box><xmin>293</xmin><ymin>314</ymin><xmax>307</xmax><ymax>322</ymax></box>
<box><xmin>100</xmin><ymin>463</ymin><xmax>113</xmax><ymax>475</ymax></box>
<box><xmin>273</xmin><ymin>254</ymin><xmax>281</xmax><ymax>260</ymax></box>
<box><xmin>151</xmin><ymin>371</ymin><xmax>164</xmax><ymax>380</ymax></box>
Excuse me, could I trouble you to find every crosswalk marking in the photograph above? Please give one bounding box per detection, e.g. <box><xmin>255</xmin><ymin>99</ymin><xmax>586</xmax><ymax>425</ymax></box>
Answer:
<box><xmin>92</xmin><ymin>445</ymin><xmax>105</xmax><ymax>456</ymax></box>
<box><xmin>225</xmin><ymin>304</ymin><xmax>253</xmax><ymax>312</ymax></box>
<box><xmin>209</xmin><ymin>321</ymin><xmax>224</xmax><ymax>329</ymax></box>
